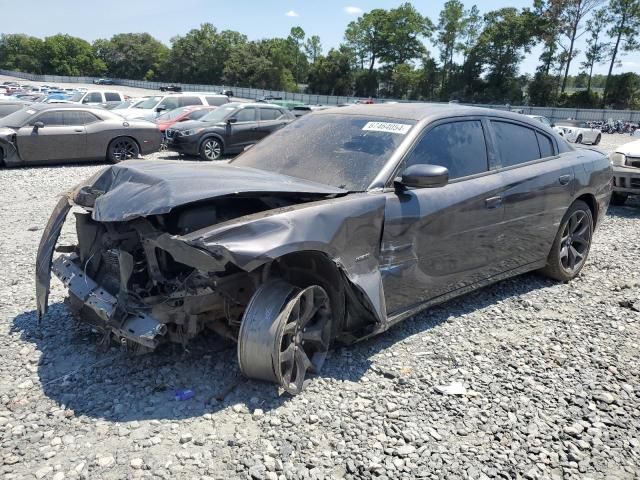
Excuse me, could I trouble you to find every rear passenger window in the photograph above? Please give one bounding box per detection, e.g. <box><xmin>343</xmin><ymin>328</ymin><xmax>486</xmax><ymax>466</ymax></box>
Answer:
<box><xmin>260</xmin><ymin>108</ymin><xmax>283</xmax><ymax>120</ymax></box>
<box><xmin>235</xmin><ymin>108</ymin><xmax>256</xmax><ymax>122</ymax></box>
<box><xmin>179</xmin><ymin>96</ymin><xmax>203</xmax><ymax>107</ymax></box>
<box><xmin>536</xmin><ymin>132</ymin><xmax>554</xmax><ymax>158</ymax></box>
<box><xmin>492</xmin><ymin>121</ymin><xmax>540</xmax><ymax>167</ymax></box>
<box><xmin>205</xmin><ymin>96</ymin><xmax>229</xmax><ymax>106</ymax></box>
<box><xmin>104</xmin><ymin>92</ymin><xmax>121</xmax><ymax>102</ymax></box>
<box><xmin>61</xmin><ymin>111</ymin><xmax>98</xmax><ymax>126</ymax></box>
<box><xmin>404</xmin><ymin>120</ymin><xmax>488</xmax><ymax>179</ymax></box>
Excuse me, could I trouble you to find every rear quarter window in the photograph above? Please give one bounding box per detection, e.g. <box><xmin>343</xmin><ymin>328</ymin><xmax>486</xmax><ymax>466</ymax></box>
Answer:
<box><xmin>178</xmin><ymin>96</ymin><xmax>203</xmax><ymax>107</ymax></box>
<box><xmin>205</xmin><ymin>96</ymin><xmax>229</xmax><ymax>106</ymax></box>
<box><xmin>491</xmin><ymin>121</ymin><xmax>540</xmax><ymax>167</ymax></box>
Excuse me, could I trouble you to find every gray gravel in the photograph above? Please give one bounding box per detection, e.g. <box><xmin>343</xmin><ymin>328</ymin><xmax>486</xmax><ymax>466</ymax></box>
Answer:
<box><xmin>0</xmin><ymin>134</ymin><xmax>639</xmax><ymax>480</ymax></box>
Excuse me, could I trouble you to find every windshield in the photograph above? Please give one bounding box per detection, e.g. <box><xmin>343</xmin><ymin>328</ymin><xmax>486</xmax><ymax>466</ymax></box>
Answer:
<box><xmin>156</xmin><ymin>107</ymin><xmax>190</xmax><ymax>121</ymax></box>
<box><xmin>231</xmin><ymin>113</ymin><xmax>416</xmax><ymax>191</ymax></box>
<box><xmin>0</xmin><ymin>108</ymin><xmax>36</xmax><ymax>128</ymax></box>
<box><xmin>200</xmin><ymin>105</ymin><xmax>237</xmax><ymax>123</ymax></box>
<box><xmin>134</xmin><ymin>96</ymin><xmax>163</xmax><ymax>109</ymax></box>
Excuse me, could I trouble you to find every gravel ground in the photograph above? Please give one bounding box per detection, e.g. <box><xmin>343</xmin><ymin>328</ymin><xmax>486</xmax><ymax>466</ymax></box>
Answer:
<box><xmin>0</xmin><ymin>134</ymin><xmax>639</xmax><ymax>480</ymax></box>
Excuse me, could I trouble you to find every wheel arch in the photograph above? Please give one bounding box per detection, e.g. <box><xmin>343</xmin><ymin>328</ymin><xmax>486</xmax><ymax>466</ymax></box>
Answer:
<box><xmin>199</xmin><ymin>133</ymin><xmax>226</xmax><ymax>152</ymax></box>
<box><xmin>575</xmin><ymin>193</ymin><xmax>598</xmax><ymax>225</ymax></box>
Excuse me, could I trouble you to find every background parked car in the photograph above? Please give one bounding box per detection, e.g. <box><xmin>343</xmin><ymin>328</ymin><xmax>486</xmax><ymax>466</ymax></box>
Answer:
<box><xmin>159</xmin><ymin>85</ymin><xmax>182</xmax><ymax>92</ymax></box>
<box><xmin>292</xmin><ymin>105</ymin><xmax>330</xmax><ymax>117</ymax></box>
<box><xmin>166</xmin><ymin>102</ymin><xmax>294</xmax><ymax>160</ymax></box>
<box><xmin>94</xmin><ymin>78</ymin><xmax>114</xmax><ymax>85</ymax></box>
<box><xmin>155</xmin><ymin>105</ymin><xmax>218</xmax><ymax>133</ymax></box>
<box><xmin>0</xmin><ymin>104</ymin><xmax>162</xmax><ymax>166</ymax></box>
<box><xmin>555</xmin><ymin>120</ymin><xmax>602</xmax><ymax>144</ymax></box>
<box><xmin>0</xmin><ymin>100</ymin><xmax>32</xmax><ymax>118</ymax></box>
<box><xmin>610</xmin><ymin>138</ymin><xmax>640</xmax><ymax>205</ymax></box>
<box><xmin>117</xmin><ymin>93</ymin><xmax>229</xmax><ymax>121</ymax></box>
<box><xmin>64</xmin><ymin>90</ymin><xmax>126</xmax><ymax>109</ymax></box>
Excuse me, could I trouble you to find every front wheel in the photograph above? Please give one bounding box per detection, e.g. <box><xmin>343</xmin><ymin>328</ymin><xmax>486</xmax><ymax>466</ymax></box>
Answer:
<box><xmin>576</xmin><ymin>135</ymin><xmax>583</xmax><ymax>144</ymax></box>
<box><xmin>199</xmin><ymin>137</ymin><xmax>223</xmax><ymax>161</ymax></box>
<box><xmin>593</xmin><ymin>134</ymin><xmax>601</xmax><ymax>145</ymax></box>
<box><xmin>238</xmin><ymin>281</ymin><xmax>333</xmax><ymax>395</ymax></box>
<box><xmin>541</xmin><ymin>200</ymin><xmax>593</xmax><ymax>282</ymax></box>
<box><xmin>107</xmin><ymin>137</ymin><xmax>140</xmax><ymax>163</ymax></box>
<box><xmin>610</xmin><ymin>192</ymin><xmax>627</xmax><ymax>206</ymax></box>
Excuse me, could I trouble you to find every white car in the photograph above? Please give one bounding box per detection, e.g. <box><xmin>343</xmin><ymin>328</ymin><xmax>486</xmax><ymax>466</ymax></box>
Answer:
<box><xmin>64</xmin><ymin>90</ymin><xmax>126</xmax><ymax>109</ymax></box>
<box><xmin>610</xmin><ymin>138</ymin><xmax>640</xmax><ymax>205</ymax></box>
<box><xmin>117</xmin><ymin>93</ymin><xmax>229</xmax><ymax>121</ymax></box>
<box><xmin>554</xmin><ymin>120</ymin><xmax>601</xmax><ymax>145</ymax></box>
<box><xmin>526</xmin><ymin>115</ymin><xmax>566</xmax><ymax>138</ymax></box>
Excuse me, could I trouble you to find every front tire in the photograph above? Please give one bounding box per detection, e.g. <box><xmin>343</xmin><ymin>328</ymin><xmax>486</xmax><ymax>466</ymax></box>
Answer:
<box><xmin>107</xmin><ymin>137</ymin><xmax>140</xmax><ymax>163</ymax></box>
<box><xmin>541</xmin><ymin>200</ymin><xmax>593</xmax><ymax>282</ymax></box>
<box><xmin>593</xmin><ymin>134</ymin><xmax>601</xmax><ymax>145</ymax></box>
<box><xmin>576</xmin><ymin>135</ymin><xmax>583</xmax><ymax>144</ymax></box>
<box><xmin>199</xmin><ymin>137</ymin><xmax>223</xmax><ymax>161</ymax></box>
<box><xmin>610</xmin><ymin>192</ymin><xmax>627</xmax><ymax>206</ymax></box>
<box><xmin>238</xmin><ymin>281</ymin><xmax>333</xmax><ymax>395</ymax></box>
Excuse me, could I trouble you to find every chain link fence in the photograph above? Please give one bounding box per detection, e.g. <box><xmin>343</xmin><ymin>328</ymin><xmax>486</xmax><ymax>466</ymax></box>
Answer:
<box><xmin>2</xmin><ymin>69</ymin><xmax>639</xmax><ymax>123</ymax></box>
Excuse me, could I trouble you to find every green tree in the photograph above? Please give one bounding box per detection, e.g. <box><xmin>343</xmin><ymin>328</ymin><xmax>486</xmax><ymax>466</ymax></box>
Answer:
<box><xmin>168</xmin><ymin>24</ymin><xmax>246</xmax><ymax>84</ymax></box>
<box><xmin>604</xmin><ymin>72</ymin><xmax>640</xmax><ymax>108</ymax></box>
<box><xmin>558</xmin><ymin>0</ymin><xmax>604</xmax><ymax>93</ymax></box>
<box><xmin>603</xmin><ymin>0</ymin><xmax>640</xmax><ymax>104</ymax></box>
<box><xmin>223</xmin><ymin>40</ymin><xmax>297</xmax><ymax>91</ymax></box>
<box><xmin>41</xmin><ymin>34</ymin><xmax>105</xmax><ymax>76</ymax></box>
<box><xmin>307</xmin><ymin>46</ymin><xmax>354</xmax><ymax>95</ymax></box>
<box><xmin>527</xmin><ymin>71</ymin><xmax>559</xmax><ymax>105</ymax></box>
<box><xmin>345</xmin><ymin>9</ymin><xmax>390</xmax><ymax>73</ymax></box>
<box><xmin>287</xmin><ymin>27</ymin><xmax>307</xmax><ymax>83</ymax></box>
<box><xmin>304</xmin><ymin>35</ymin><xmax>322</xmax><ymax>64</ymax></box>
<box><xmin>93</xmin><ymin>33</ymin><xmax>169</xmax><ymax>80</ymax></box>
<box><xmin>460</xmin><ymin>5</ymin><xmax>482</xmax><ymax>64</ymax></box>
<box><xmin>0</xmin><ymin>34</ymin><xmax>43</xmax><ymax>73</ymax></box>
<box><xmin>580</xmin><ymin>7</ymin><xmax>609</xmax><ymax>92</ymax></box>
<box><xmin>381</xmin><ymin>3</ymin><xmax>433</xmax><ymax>66</ymax></box>
<box><xmin>436</xmin><ymin>0</ymin><xmax>466</xmax><ymax>91</ymax></box>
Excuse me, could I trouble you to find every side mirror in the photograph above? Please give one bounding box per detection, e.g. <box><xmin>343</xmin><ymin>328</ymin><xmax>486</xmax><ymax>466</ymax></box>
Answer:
<box><xmin>226</xmin><ymin>118</ymin><xmax>237</xmax><ymax>124</ymax></box>
<box><xmin>395</xmin><ymin>164</ymin><xmax>449</xmax><ymax>189</ymax></box>
<box><xmin>551</xmin><ymin>123</ymin><xmax>556</xmax><ymax>128</ymax></box>
<box><xmin>33</xmin><ymin>121</ymin><xmax>44</xmax><ymax>131</ymax></box>
<box><xmin>156</xmin><ymin>106</ymin><xmax>167</xmax><ymax>113</ymax></box>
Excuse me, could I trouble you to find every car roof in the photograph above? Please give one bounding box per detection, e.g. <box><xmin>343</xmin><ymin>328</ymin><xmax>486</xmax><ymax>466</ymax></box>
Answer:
<box><xmin>20</xmin><ymin>103</ymin><xmax>111</xmax><ymax>115</ymax></box>
<box><xmin>314</xmin><ymin>102</ymin><xmax>538</xmax><ymax>124</ymax></box>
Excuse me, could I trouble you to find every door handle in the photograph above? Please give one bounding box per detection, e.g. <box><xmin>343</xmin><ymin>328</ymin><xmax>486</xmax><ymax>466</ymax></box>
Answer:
<box><xmin>559</xmin><ymin>174</ymin><xmax>571</xmax><ymax>185</ymax></box>
<box><xmin>485</xmin><ymin>196</ymin><xmax>502</xmax><ymax>209</ymax></box>
<box><xmin>74</xmin><ymin>128</ymin><xmax>83</xmax><ymax>133</ymax></box>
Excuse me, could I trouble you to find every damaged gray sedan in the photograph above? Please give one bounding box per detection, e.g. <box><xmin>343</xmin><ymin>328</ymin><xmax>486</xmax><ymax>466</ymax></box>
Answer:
<box><xmin>36</xmin><ymin>104</ymin><xmax>612</xmax><ymax>394</ymax></box>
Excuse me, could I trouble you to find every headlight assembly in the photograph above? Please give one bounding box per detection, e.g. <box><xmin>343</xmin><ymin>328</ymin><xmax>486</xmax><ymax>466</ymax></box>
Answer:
<box><xmin>181</xmin><ymin>128</ymin><xmax>204</xmax><ymax>136</ymax></box>
<box><xmin>610</xmin><ymin>152</ymin><xmax>626</xmax><ymax>166</ymax></box>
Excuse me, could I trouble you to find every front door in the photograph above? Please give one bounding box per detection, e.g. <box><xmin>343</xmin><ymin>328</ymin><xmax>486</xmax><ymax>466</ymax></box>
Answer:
<box><xmin>225</xmin><ymin>107</ymin><xmax>259</xmax><ymax>151</ymax></box>
<box><xmin>381</xmin><ymin>118</ymin><xmax>507</xmax><ymax>314</ymax></box>
<box><xmin>16</xmin><ymin>110</ymin><xmax>87</xmax><ymax>162</ymax></box>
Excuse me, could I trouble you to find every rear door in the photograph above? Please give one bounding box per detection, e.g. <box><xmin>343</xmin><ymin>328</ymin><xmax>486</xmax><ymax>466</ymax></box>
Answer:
<box><xmin>15</xmin><ymin>110</ymin><xmax>87</xmax><ymax>162</ymax></box>
<box><xmin>489</xmin><ymin>119</ymin><xmax>576</xmax><ymax>267</ymax></box>
<box><xmin>82</xmin><ymin>91</ymin><xmax>104</xmax><ymax>107</ymax></box>
<box><xmin>257</xmin><ymin>108</ymin><xmax>290</xmax><ymax>139</ymax></box>
<box><xmin>225</xmin><ymin>107</ymin><xmax>259</xmax><ymax>151</ymax></box>
<box><xmin>381</xmin><ymin>118</ymin><xmax>507</xmax><ymax>314</ymax></box>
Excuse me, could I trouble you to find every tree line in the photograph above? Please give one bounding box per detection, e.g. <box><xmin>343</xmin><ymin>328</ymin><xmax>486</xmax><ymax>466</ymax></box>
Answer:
<box><xmin>1</xmin><ymin>0</ymin><xmax>639</xmax><ymax>108</ymax></box>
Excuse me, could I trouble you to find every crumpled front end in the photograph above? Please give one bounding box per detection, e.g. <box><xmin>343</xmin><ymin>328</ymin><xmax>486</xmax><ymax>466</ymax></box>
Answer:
<box><xmin>35</xmin><ymin>164</ymin><xmax>387</xmax><ymax>353</ymax></box>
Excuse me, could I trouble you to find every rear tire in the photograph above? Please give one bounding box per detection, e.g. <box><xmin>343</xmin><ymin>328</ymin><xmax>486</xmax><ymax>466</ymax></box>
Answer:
<box><xmin>107</xmin><ymin>137</ymin><xmax>140</xmax><ymax>163</ymax></box>
<box><xmin>541</xmin><ymin>200</ymin><xmax>593</xmax><ymax>282</ymax></box>
<box><xmin>576</xmin><ymin>135</ymin><xmax>583</xmax><ymax>144</ymax></box>
<box><xmin>610</xmin><ymin>192</ymin><xmax>627</xmax><ymax>206</ymax></box>
<box><xmin>199</xmin><ymin>137</ymin><xmax>223</xmax><ymax>161</ymax></box>
<box><xmin>593</xmin><ymin>134</ymin><xmax>601</xmax><ymax>145</ymax></box>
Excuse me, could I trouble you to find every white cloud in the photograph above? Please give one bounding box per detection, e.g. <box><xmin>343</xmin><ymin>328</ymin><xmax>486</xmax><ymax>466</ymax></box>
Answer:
<box><xmin>285</xmin><ymin>10</ymin><xmax>299</xmax><ymax>17</ymax></box>
<box><xmin>344</xmin><ymin>6</ymin><xmax>363</xmax><ymax>15</ymax></box>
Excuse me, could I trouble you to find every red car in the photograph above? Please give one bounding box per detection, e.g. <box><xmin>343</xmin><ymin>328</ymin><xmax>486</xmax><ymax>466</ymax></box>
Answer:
<box><xmin>155</xmin><ymin>106</ymin><xmax>218</xmax><ymax>133</ymax></box>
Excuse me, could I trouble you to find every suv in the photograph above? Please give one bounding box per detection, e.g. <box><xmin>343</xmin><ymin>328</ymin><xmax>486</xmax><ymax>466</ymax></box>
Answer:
<box><xmin>118</xmin><ymin>93</ymin><xmax>229</xmax><ymax>121</ymax></box>
<box><xmin>610</xmin><ymin>138</ymin><xmax>640</xmax><ymax>205</ymax></box>
<box><xmin>166</xmin><ymin>102</ymin><xmax>294</xmax><ymax>160</ymax></box>
<box><xmin>66</xmin><ymin>90</ymin><xmax>125</xmax><ymax>109</ymax></box>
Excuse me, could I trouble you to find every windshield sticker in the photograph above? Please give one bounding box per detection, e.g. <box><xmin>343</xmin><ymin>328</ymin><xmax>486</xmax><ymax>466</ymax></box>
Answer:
<box><xmin>362</xmin><ymin>121</ymin><xmax>412</xmax><ymax>134</ymax></box>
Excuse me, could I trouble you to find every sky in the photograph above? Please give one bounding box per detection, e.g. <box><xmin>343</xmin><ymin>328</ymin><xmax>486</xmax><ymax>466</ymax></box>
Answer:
<box><xmin>3</xmin><ymin>0</ymin><xmax>640</xmax><ymax>76</ymax></box>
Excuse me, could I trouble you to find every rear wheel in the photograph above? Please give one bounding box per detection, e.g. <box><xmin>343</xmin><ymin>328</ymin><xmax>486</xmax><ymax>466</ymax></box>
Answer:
<box><xmin>541</xmin><ymin>200</ymin><xmax>593</xmax><ymax>282</ymax></box>
<box><xmin>199</xmin><ymin>137</ymin><xmax>223</xmax><ymax>161</ymax></box>
<box><xmin>610</xmin><ymin>192</ymin><xmax>627</xmax><ymax>206</ymax></box>
<box><xmin>576</xmin><ymin>135</ymin><xmax>583</xmax><ymax>144</ymax></box>
<box><xmin>107</xmin><ymin>137</ymin><xmax>139</xmax><ymax>163</ymax></box>
<box><xmin>238</xmin><ymin>280</ymin><xmax>333</xmax><ymax>395</ymax></box>
<box><xmin>593</xmin><ymin>134</ymin><xmax>601</xmax><ymax>145</ymax></box>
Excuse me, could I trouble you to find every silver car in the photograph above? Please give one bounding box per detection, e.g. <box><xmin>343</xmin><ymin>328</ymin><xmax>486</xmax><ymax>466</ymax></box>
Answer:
<box><xmin>0</xmin><ymin>104</ymin><xmax>163</xmax><ymax>166</ymax></box>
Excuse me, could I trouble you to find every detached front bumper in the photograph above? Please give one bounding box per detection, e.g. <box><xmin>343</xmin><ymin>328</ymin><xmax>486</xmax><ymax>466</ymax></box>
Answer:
<box><xmin>612</xmin><ymin>165</ymin><xmax>640</xmax><ymax>195</ymax></box>
<box><xmin>51</xmin><ymin>254</ymin><xmax>166</xmax><ymax>349</ymax></box>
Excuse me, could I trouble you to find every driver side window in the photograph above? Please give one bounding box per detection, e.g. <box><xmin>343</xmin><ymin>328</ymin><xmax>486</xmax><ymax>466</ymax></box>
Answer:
<box><xmin>30</xmin><ymin>111</ymin><xmax>64</xmax><ymax>126</ymax></box>
<box><xmin>234</xmin><ymin>108</ymin><xmax>256</xmax><ymax>123</ymax></box>
<box><xmin>403</xmin><ymin>120</ymin><xmax>489</xmax><ymax>180</ymax></box>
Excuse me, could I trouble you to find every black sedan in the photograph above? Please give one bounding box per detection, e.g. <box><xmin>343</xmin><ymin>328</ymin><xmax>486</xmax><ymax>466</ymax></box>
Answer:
<box><xmin>37</xmin><ymin>104</ymin><xmax>612</xmax><ymax>394</ymax></box>
<box><xmin>0</xmin><ymin>104</ymin><xmax>163</xmax><ymax>166</ymax></box>
<box><xmin>166</xmin><ymin>102</ymin><xmax>295</xmax><ymax>160</ymax></box>
<box><xmin>159</xmin><ymin>84</ymin><xmax>182</xmax><ymax>92</ymax></box>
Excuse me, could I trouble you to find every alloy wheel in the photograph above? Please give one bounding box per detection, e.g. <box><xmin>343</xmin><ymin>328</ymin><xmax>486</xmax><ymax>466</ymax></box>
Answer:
<box><xmin>111</xmin><ymin>139</ymin><xmax>138</xmax><ymax>161</ymax></box>
<box><xmin>559</xmin><ymin>210</ymin><xmax>591</xmax><ymax>274</ymax></box>
<box><xmin>203</xmin><ymin>139</ymin><xmax>222</xmax><ymax>160</ymax></box>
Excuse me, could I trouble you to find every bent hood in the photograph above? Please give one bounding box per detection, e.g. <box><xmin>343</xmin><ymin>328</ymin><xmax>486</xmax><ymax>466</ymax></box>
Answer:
<box><xmin>616</xmin><ymin>139</ymin><xmax>640</xmax><ymax>156</ymax></box>
<box><xmin>73</xmin><ymin>160</ymin><xmax>347</xmax><ymax>222</ymax></box>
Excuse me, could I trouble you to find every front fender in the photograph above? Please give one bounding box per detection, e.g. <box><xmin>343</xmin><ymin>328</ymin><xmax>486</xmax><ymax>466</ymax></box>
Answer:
<box><xmin>182</xmin><ymin>194</ymin><xmax>388</xmax><ymax>323</ymax></box>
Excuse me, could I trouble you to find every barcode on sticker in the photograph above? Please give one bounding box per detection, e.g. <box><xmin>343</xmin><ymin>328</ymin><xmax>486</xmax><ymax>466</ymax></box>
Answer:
<box><xmin>362</xmin><ymin>122</ymin><xmax>412</xmax><ymax>134</ymax></box>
